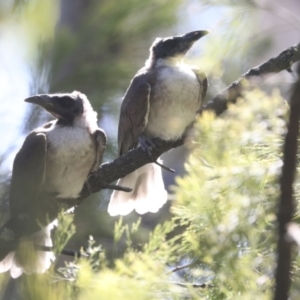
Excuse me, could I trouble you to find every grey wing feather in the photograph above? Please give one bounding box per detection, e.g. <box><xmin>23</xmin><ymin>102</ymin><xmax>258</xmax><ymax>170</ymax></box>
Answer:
<box><xmin>9</xmin><ymin>131</ymin><xmax>47</xmax><ymax>217</ymax></box>
<box><xmin>90</xmin><ymin>129</ymin><xmax>107</xmax><ymax>172</ymax></box>
<box><xmin>192</xmin><ymin>67</ymin><xmax>208</xmax><ymax>112</ymax></box>
<box><xmin>118</xmin><ymin>74</ymin><xmax>151</xmax><ymax>156</ymax></box>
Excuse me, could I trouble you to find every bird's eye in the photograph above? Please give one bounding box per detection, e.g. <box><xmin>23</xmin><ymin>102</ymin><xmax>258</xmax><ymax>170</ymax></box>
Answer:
<box><xmin>59</xmin><ymin>97</ymin><xmax>74</xmax><ymax>108</ymax></box>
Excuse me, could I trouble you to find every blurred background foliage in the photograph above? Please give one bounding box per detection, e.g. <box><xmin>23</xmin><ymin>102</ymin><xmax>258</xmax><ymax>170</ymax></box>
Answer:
<box><xmin>0</xmin><ymin>0</ymin><xmax>299</xmax><ymax>298</ymax></box>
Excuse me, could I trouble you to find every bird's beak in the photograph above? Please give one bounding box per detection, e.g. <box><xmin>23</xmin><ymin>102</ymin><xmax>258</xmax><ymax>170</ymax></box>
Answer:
<box><xmin>181</xmin><ymin>30</ymin><xmax>209</xmax><ymax>43</ymax></box>
<box><xmin>25</xmin><ymin>95</ymin><xmax>55</xmax><ymax>111</ymax></box>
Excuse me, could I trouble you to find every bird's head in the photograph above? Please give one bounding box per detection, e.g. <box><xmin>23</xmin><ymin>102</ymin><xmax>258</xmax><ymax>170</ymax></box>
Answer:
<box><xmin>150</xmin><ymin>30</ymin><xmax>209</xmax><ymax>61</ymax></box>
<box><xmin>25</xmin><ymin>91</ymin><xmax>85</xmax><ymax>123</ymax></box>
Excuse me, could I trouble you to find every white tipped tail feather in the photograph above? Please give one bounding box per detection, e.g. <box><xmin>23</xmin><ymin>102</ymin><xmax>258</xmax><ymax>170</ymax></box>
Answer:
<box><xmin>108</xmin><ymin>160</ymin><xmax>167</xmax><ymax>216</ymax></box>
<box><xmin>0</xmin><ymin>223</ymin><xmax>55</xmax><ymax>278</ymax></box>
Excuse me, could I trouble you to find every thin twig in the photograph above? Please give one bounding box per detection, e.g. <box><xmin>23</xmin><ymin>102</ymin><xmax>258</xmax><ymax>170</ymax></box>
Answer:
<box><xmin>165</xmin><ymin>281</ymin><xmax>213</xmax><ymax>289</ymax></box>
<box><xmin>165</xmin><ymin>262</ymin><xmax>195</xmax><ymax>275</ymax></box>
<box><xmin>154</xmin><ymin>160</ymin><xmax>175</xmax><ymax>173</ymax></box>
<box><xmin>104</xmin><ymin>184</ymin><xmax>132</xmax><ymax>192</ymax></box>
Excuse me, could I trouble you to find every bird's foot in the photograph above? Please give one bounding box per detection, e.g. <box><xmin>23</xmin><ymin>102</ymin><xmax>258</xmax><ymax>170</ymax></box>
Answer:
<box><xmin>138</xmin><ymin>136</ymin><xmax>175</xmax><ymax>173</ymax></box>
<box><xmin>138</xmin><ymin>135</ymin><xmax>156</xmax><ymax>159</ymax></box>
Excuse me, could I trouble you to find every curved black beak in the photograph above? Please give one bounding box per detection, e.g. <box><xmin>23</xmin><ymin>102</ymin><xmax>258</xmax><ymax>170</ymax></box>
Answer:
<box><xmin>174</xmin><ymin>30</ymin><xmax>209</xmax><ymax>56</ymax></box>
<box><xmin>181</xmin><ymin>30</ymin><xmax>210</xmax><ymax>43</ymax></box>
<box><xmin>25</xmin><ymin>95</ymin><xmax>55</xmax><ymax>110</ymax></box>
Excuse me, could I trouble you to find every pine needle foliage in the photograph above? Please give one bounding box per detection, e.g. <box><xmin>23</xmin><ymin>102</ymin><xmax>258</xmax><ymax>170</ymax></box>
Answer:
<box><xmin>173</xmin><ymin>89</ymin><xmax>287</xmax><ymax>299</ymax></box>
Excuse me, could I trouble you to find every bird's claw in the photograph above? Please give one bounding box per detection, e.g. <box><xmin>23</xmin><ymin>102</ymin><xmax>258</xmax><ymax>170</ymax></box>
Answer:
<box><xmin>138</xmin><ymin>136</ymin><xmax>156</xmax><ymax>159</ymax></box>
<box><xmin>138</xmin><ymin>136</ymin><xmax>175</xmax><ymax>173</ymax></box>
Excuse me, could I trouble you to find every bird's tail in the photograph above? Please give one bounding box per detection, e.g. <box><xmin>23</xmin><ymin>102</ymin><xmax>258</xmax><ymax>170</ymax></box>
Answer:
<box><xmin>0</xmin><ymin>223</ymin><xmax>55</xmax><ymax>278</ymax></box>
<box><xmin>108</xmin><ymin>160</ymin><xmax>167</xmax><ymax>216</ymax></box>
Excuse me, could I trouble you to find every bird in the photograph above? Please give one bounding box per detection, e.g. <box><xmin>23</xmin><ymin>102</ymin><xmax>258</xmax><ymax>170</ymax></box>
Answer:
<box><xmin>0</xmin><ymin>91</ymin><xmax>106</xmax><ymax>278</ymax></box>
<box><xmin>108</xmin><ymin>30</ymin><xmax>209</xmax><ymax>216</ymax></box>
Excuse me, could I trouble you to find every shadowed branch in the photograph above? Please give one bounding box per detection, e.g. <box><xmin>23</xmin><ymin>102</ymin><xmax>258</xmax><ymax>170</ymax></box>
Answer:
<box><xmin>203</xmin><ymin>42</ymin><xmax>300</xmax><ymax>116</ymax></box>
<box><xmin>273</xmin><ymin>57</ymin><xmax>300</xmax><ymax>300</ymax></box>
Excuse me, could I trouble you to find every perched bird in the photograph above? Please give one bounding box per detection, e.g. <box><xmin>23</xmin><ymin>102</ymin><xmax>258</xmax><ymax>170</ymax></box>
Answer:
<box><xmin>108</xmin><ymin>30</ymin><xmax>208</xmax><ymax>216</ymax></box>
<box><xmin>0</xmin><ymin>91</ymin><xmax>106</xmax><ymax>278</ymax></box>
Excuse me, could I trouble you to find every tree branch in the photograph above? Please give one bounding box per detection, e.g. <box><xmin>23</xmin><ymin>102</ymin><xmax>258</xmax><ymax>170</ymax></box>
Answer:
<box><xmin>1</xmin><ymin>43</ymin><xmax>300</xmax><ymax>254</ymax></box>
<box><xmin>69</xmin><ymin>137</ymin><xmax>184</xmax><ymax>204</ymax></box>
<box><xmin>202</xmin><ymin>42</ymin><xmax>300</xmax><ymax>116</ymax></box>
<box><xmin>273</xmin><ymin>57</ymin><xmax>300</xmax><ymax>300</ymax></box>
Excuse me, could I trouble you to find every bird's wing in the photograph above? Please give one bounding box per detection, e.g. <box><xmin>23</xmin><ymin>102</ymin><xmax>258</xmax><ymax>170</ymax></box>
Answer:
<box><xmin>118</xmin><ymin>73</ymin><xmax>151</xmax><ymax>156</ymax></box>
<box><xmin>9</xmin><ymin>131</ymin><xmax>47</xmax><ymax>217</ymax></box>
<box><xmin>192</xmin><ymin>67</ymin><xmax>208</xmax><ymax>112</ymax></box>
<box><xmin>90</xmin><ymin>129</ymin><xmax>107</xmax><ymax>172</ymax></box>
